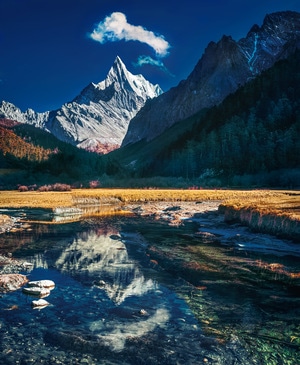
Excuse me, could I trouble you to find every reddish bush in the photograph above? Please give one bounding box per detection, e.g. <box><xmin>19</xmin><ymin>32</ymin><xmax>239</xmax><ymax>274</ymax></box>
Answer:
<box><xmin>37</xmin><ymin>185</ymin><xmax>51</xmax><ymax>192</ymax></box>
<box><xmin>18</xmin><ymin>185</ymin><xmax>28</xmax><ymax>192</ymax></box>
<box><xmin>52</xmin><ymin>183</ymin><xmax>71</xmax><ymax>191</ymax></box>
<box><xmin>89</xmin><ymin>180</ymin><xmax>100</xmax><ymax>188</ymax></box>
<box><xmin>37</xmin><ymin>183</ymin><xmax>71</xmax><ymax>192</ymax></box>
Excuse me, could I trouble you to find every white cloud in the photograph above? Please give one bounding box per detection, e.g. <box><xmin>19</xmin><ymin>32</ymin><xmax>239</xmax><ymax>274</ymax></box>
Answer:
<box><xmin>135</xmin><ymin>55</ymin><xmax>164</xmax><ymax>68</ymax></box>
<box><xmin>134</xmin><ymin>55</ymin><xmax>174</xmax><ymax>76</ymax></box>
<box><xmin>89</xmin><ymin>12</ymin><xmax>170</xmax><ymax>57</ymax></box>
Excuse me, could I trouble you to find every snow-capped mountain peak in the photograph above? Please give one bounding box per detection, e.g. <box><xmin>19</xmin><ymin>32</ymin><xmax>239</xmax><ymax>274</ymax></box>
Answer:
<box><xmin>0</xmin><ymin>56</ymin><xmax>163</xmax><ymax>153</ymax></box>
<box><xmin>96</xmin><ymin>56</ymin><xmax>161</xmax><ymax>98</ymax></box>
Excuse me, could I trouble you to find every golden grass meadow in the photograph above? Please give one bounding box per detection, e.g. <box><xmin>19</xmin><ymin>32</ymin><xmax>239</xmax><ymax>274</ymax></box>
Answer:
<box><xmin>0</xmin><ymin>188</ymin><xmax>299</xmax><ymax>221</ymax></box>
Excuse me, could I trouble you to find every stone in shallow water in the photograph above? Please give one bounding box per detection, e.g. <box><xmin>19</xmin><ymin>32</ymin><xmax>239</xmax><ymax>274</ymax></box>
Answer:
<box><xmin>94</xmin><ymin>279</ymin><xmax>106</xmax><ymax>287</ymax></box>
<box><xmin>31</xmin><ymin>298</ymin><xmax>50</xmax><ymax>308</ymax></box>
<box><xmin>22</xmin><ymin>287</ymin><xmax>51</xmax><ymax>297</ymax></box>
<box><xmin>22</xmin><ymin>262</ymin><xmax>34</xmax><ymax>269</ymax></box>
<box><xmin>139</xmin><ymin>309</ymin><xmax>148</xmax><ymax>316</ymax></box>
<box><xmin>28</xmin><ymin>279</ymin><xmax>55</xmax><ymax>289</ymax></box>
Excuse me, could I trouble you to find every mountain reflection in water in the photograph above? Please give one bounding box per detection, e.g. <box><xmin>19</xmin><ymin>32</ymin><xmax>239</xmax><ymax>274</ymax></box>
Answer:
<box><xmin>52</xmin><ymin>230</ymin><xmax>170</xmax><ymax>352</ymax></box>
<box><xmin>54</xmin><ymin>232</ymin><xmax>157</xmax><ymax>305</ymax></box>
<box><xmin>0</xmin><ymin>214</ymin><xmax>299</xmax><ymax>364</ymax></box>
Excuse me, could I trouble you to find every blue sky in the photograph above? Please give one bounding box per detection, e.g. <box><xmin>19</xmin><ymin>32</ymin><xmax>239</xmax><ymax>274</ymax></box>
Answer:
<box><xmin>0</xmin><ymin>0</ymin><xmax>300</xmax><ymax>112</ymax></box>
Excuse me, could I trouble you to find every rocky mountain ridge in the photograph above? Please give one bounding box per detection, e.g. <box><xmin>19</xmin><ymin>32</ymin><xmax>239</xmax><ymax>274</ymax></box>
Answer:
<box><xmin>122</xmin><ymin>11</ymin><xmax>300</xmax><ymax>146</ymax></box>
<box><xmin>0</xmin><ymin>57</ymin><xmax>162</xmax><ymax>153</ymax></box>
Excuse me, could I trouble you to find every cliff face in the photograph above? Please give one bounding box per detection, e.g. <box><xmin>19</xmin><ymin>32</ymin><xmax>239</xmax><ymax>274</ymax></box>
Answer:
<box><xmin>219</xmin><ymin>205</ymin><xmax>300</xmax><ymax>242</ymax></box>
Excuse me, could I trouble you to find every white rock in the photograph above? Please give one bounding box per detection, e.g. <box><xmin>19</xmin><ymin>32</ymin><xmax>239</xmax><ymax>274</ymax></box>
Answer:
<box><xmin>22</xmin><ymin>287</ymin><xmax>51</xmax><ymax>297</ymax></box>
<box><xmin>31</xmin><ymin>299</ymin><xmax>49</xmax><ymax>308</ymax></box>
<box><xmin>28</xmin><ymin>280</ymin><xmax>55</xmax><ymax>289</ymax></box>
<box><xmin>139</xmin><ymin>309</ymin><xmax>148</xmax><ymax>316</ymax></box>
<box><xmin>22</xmin><ymin>262</ymin><xmax>34</xmax><ymax>268</ymax></box>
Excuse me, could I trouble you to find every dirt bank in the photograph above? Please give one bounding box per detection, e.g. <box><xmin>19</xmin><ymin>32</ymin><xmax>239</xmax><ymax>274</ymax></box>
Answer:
<box><xmin>219</xmin><ymin>204</ymin><xmax>300</xmax><ymax>242</ymax></box>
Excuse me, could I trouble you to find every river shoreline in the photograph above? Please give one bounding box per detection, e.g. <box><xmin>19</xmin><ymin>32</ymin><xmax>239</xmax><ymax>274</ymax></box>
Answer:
<box><xmin>124</xmin><ymin>200</ymin><xmax>300</xmax><ymax>242</ymax></box>
<box><xmin>0</xmin><ymin>197</ymin><xmax>299</xmax><ymax>241</ymax></box>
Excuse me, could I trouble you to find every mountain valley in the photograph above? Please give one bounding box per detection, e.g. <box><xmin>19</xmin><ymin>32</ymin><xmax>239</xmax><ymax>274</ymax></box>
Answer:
<box><xmin>0</xmin><ymin>11</ymin><xmax>299</xmax><ymax>188</ymax></box>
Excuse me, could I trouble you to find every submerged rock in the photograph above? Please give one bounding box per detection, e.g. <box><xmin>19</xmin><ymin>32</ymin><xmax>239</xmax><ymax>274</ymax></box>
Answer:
<box><xmin>94</xmin><ymin>279</ymin><xmax>106</xmax><ymax>287</ymax></box>
<box><xmin>23</xmin><ymin>280</ymin><xmax>55</xmax><ymax>298</ymax></box>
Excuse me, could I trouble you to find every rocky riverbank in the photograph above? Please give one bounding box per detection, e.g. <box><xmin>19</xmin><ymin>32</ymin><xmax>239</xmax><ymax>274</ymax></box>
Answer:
<box><xmin>123</xmin><ymin>200</ymin><xmax>300</xmax><ymax>242</ymax></box>
<box><xmin>0</xmin><ymin>215</ymin><xmax>34</xmax><ymax>293</ymax></box>
<box><xmin>124</xmin><ymin>200</ymin><xmax>221</xmax><ymax>226</ymax></box>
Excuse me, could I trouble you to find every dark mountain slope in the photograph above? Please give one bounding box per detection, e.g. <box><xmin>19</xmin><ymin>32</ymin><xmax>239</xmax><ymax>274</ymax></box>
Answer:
<box><xmin>122</xmin><ymin>11</ymin><xmax>300</xmax><ymax>147</ymax></box>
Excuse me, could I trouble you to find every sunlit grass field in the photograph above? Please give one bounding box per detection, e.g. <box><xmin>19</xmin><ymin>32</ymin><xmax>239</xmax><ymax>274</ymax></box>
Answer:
<box><xmin>223</xmin><ymin>192</ymin><xmax>300</xmax><ymax>221</ymax></box>
<box><xmin>0</xmin><ymin>188</ymin><xmax>299</xmax><ymax>220</ymax></box>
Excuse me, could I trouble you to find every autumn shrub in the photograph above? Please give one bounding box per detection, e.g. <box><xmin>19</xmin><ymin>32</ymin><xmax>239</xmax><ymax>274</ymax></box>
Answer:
<box><xmin>52</xmin><ymin>183</ymin><xmax>71</xmax><ymax>191</ymax></box>
<box><xmin>18</xmin><ymin>185</ymin><xmax>28</xmax><ymax>192</ymax></box>
<box><xmin>37</xmin><ymin>185</ymin><xmax>51</xmax><ymax>192</ymax></box>
<box><xmin>89</xmin><ymin>180</ymin><xmax>100</xmax><ymax>188</ymax></box>
<box><xmin>37</xmin><ymin>183</ymin><xmax>71</xmax><ymax>192</ymax></box>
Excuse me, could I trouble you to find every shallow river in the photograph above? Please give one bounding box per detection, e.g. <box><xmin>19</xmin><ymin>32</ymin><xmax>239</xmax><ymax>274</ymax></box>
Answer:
<box><xmin>0</xmin><ymin>208</ymin><xmax>299</xmax><ymax>364</ymax></box>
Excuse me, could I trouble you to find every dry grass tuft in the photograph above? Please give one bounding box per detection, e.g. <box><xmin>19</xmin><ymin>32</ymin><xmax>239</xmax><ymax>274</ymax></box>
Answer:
<box><xmin>223</xmin><ymin>191</ymin><xmax>300</xmax><ymax>221</ymax></box>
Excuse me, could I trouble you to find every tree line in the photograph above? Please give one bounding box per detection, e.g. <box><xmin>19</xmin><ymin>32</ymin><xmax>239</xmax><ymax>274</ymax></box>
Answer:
<box><xmin>137</xmin><ymin>50</ymin><xmax>300</xmax><ymax>186</ymax></box>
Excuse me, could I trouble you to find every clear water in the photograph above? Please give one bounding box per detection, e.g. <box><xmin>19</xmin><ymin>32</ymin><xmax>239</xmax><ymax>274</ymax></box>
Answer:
<box><xmin>0</xmin><ymin>213</ymin><xmax>299</xmax><ymax>364</ymax></box>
